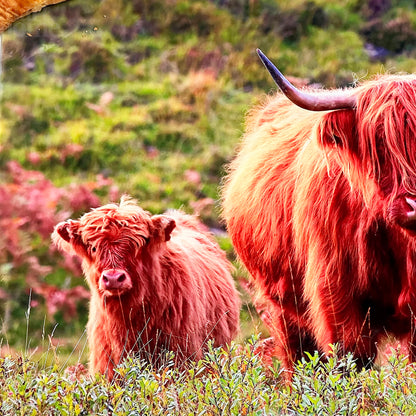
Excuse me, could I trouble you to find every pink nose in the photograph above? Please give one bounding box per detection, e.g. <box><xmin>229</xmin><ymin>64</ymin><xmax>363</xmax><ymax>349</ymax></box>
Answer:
<box><xmin>100</xmin><ymin>269</ymin><xmax>131</xmax><ymax>291</ymax></box>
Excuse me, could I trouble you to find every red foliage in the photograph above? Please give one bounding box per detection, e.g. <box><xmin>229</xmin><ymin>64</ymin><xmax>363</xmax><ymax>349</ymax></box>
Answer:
<box><xmin>0</xmin><ymin>161</ymin><xmax>119</xmax><ymax>321</ymax></box>
<box><xmin>33</xmin><ymin>284</ymin><xmax>90</xmax><ymax>321</ymax></box>
<box><xmin>53</xmin><ymin>196</ymin><xmax>240</xmax><ymax>379</ymax></box>
<box><xmin>222</xmin><ymin>74</ymin><xmax>416</xmax><ymax>374</ymax></box>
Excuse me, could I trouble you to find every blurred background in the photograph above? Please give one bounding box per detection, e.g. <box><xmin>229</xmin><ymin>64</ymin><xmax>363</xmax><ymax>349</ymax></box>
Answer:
<box><xmin>1</xmin><ymin>0</ymin><xmax>416</xmax><ymax>365</ymax></box>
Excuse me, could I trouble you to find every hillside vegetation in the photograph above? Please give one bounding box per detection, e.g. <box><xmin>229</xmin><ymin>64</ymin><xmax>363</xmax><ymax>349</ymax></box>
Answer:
<box><xmin>2</xmin><ymin>0</ymin><xmax>416</xmax><ymax>413</ymax></box>
<box><xmin>3</xmin><ymin>342</ymin><xmax>416</xmax><ymax>415</ymax></box>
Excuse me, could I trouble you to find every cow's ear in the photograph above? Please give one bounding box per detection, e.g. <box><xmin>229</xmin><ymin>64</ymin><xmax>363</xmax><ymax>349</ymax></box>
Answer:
<box><xmin>318</xmin><ymin>109</ymin><xmax>357</xmax><ymax>150</ymax></box>
<box><xmin>151</xmin><ymin>215</ymin><xmax>176</xmax><ymax>242</ymax></box>
<box><xmin>55</xmin><ymin>221</ymin><xmax>72</xmax><ymax>242</ymax></box>
<box><xmin>52</xmin><ymin>220</ymin><xmax>82</xmax><ymax>253</ymax></box>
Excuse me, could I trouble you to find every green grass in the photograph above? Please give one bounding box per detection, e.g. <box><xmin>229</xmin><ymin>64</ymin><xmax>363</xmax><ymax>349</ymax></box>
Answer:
<box><xmin>2</xmin><ymin>341</ymin><xmax>416</xmax><ymax>415</ymax></box>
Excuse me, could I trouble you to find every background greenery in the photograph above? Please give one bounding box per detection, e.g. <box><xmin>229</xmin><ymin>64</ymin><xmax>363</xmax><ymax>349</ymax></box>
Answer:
<box><xmin>1</xmin><ymin>0</ymin><xmax>416</xmax><ymax>413</ymax></box>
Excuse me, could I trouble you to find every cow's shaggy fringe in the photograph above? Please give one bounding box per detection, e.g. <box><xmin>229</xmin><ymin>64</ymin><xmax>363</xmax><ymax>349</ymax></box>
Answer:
<box><xmin>53</xmin><ymin>196</ymin><xmax>240</xmax><ymax>380</ymax></box>
<box><xmin>222</xmin><ymin>74</ymin><xmax>416</xmax><ymax>375</ymax></box>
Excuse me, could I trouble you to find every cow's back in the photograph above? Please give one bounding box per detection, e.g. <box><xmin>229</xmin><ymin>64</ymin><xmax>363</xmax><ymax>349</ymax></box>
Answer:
<box><xmin>223</xmin><ymin>96</ymin><xmax>324</xmax><ymax>296</ymax></box>
<box><xmin>159</xmin><ymin>210</ymin><xmax>240</xmax><ymax>350</ymax></box>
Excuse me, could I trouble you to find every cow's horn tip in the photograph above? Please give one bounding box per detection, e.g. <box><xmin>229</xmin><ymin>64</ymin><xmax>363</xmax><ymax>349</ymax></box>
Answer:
<box><xmin>256</xmin><ymin>48</ymin><xmax>266</xmax><ymax>60</ymax></box>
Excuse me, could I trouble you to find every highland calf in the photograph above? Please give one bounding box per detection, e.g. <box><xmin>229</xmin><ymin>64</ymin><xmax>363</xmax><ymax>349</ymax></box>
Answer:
<box><xmin>222</xmin><ymin>50</ymin><xmax>416</xmax><ymax>375</ymax></box>
<box><xmin>53</xmin><ymin>196</ymin><xmax>240</xmax><ymax>380</ymax></box>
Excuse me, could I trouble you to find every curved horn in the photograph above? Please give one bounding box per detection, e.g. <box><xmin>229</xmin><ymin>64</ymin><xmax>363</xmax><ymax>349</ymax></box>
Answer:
<box><xmin>256</xmin><ymin>49</ymin><xmax>356</xmax><ymax>111</ymax></box>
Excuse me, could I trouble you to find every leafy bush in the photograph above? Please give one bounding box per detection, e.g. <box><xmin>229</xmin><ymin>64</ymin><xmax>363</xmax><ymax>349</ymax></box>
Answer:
<box><xmin>0</xmin><ymin>161</ymin><xmax>116</xmax><ymax>345</ymax></box>
<box><xmin>361</xmin><ymin>13</ymin><xmax>416</xmax><ymax>53</ymax></box>
<box><xmin>260</xmin><ymin>1</ymin><xmax>329</xmax><ymax>42</ymax></box>
<box><xmin>297</xmin><ymin>28</ymin><xmax>369</xmax><ymax>86</ymax></box>
<box><xmin>2</xmin><ymin>341</ymin><xmax>416</xmax><ymax>415</ymax></box>
<box><xmin>361</xmin><ymin>0</ymin><xmax>392</xmax><ymax>19</ymax></box>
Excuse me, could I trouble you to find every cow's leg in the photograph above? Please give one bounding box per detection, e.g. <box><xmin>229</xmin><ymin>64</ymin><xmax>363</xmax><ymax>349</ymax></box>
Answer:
<box><xmin>262</xmin><ymin>298</ymin><xmax>316</xmax><ymax>378</ymax></box>
<box><xmin>307</xmin><ymin>285</ymin><xmax>378</xmax><ymax>367</ymax></box>
<box><xmin>397</xmin><ymin>317</ymin><xmax>416</xmax><ymax>362</ymax></box>
<box><xmin>410</xmin><ymin>327</ymin><xmax>416</xmax><ymax>362</ymax></box>
<box><xmin>338</xmin><ymin>307</ymin><xmax>378</xmax><ymax>369</ymax></box>
<box><xmin>87</xmin><ymin>319</ymin><xmax>117</xmax><ymax>380</ymax></box>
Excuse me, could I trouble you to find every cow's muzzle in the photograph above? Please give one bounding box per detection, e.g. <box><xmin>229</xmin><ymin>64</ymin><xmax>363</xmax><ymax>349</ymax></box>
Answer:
<box><xmin>99</xmin><ymin>268</ymin><xmax>132</xmax><ymax>294</ymax></box>
<box><xmin>405</xmin><ymin>198</ymin><xmax>416</xmax><ymax>222</ymax></box>
<box><xmin>388</xmin><ymin>196</ymin><xmax>416</xmax><ymax>232</ymax></box>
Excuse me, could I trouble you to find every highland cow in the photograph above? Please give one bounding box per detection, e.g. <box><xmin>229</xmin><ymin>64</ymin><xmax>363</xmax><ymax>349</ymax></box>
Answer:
<box><xmin>53</xmin><ymin>196</ymin><xmax>240</xmax><ymax>380</ymax></box>
<box><xmin>222</xmin><ymin>50</ymin><xmax>416</xmax><ymax>374</ymax></box>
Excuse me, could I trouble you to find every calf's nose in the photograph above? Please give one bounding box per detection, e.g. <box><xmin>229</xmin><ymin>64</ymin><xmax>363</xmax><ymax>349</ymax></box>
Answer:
<box><xmin>100</xmin><ymin>269</ymin><xmax>130</xmax><ymax>291</ymax></box>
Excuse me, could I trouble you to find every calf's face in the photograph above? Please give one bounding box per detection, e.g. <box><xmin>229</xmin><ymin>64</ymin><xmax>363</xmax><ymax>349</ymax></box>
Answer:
<box><xmin>52</xmin><ymin>203</ymin><xmax>176</xmax><ymax>299</ymax></box>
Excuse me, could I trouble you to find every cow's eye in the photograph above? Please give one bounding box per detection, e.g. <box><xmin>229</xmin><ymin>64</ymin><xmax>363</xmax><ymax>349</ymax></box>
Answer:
<box><xmin>332</xmin><ymin>134</ymin><xmax>341</xmax><ymax>144</ymax></box>
<box><xmin>91</xmin><ymin>246</ymin><xmax>97</xmax><ymax>253</ymax></box>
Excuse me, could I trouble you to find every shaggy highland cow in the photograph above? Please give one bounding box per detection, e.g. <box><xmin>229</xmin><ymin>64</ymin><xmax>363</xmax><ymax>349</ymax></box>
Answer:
<box><xmin>53</xmin><ymin>196</ymin><xmax>240</xmax><ymax>379</ymax></box>
<box><xmin>222</xmin><ymin>50</ymin><xmax>416</xmax><ymax>374</ymax></box>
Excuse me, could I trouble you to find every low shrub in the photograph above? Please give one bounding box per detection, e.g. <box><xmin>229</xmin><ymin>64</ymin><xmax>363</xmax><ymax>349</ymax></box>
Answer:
<box><xmin>2</xmin><ymin>340</ymin><xmax>416</xmax><ymax>415</ymax></box>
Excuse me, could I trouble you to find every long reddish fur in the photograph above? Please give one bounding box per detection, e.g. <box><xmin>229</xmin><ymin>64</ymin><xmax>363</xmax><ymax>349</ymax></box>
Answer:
<box><xmin>53</xmin><ymin>197</ymin><xmax>240</xmax><ymax>380</ymax></box>
<box><xmin>222</xmin><ymin>75</ymin><xmax>416</xmax><ymax>373</ymax></box>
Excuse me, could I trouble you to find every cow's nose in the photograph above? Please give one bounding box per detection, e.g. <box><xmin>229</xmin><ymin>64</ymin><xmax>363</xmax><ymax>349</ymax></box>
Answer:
<box><xmin>406</xmin><ymin>197</ymin><xmax>416</xmax><ymax>221</ymax></box>
<box><xmin>100</xmin><ymin>269</ymin><xmax>130</xmax><ymax>291</ymax></box>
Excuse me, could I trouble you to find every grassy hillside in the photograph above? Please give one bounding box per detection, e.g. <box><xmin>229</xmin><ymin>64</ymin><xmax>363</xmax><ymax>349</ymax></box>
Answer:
<box><xmin>2</xmin><ymin>0</ymin><xmax>416</xmax><ymax>412</ymax></box>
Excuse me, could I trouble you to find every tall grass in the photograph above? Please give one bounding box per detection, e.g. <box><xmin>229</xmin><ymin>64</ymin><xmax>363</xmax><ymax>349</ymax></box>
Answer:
<box><xmin>2</xmin><ymin>338</ymin><xmax>416</xmax><ymax>415</ymax></box>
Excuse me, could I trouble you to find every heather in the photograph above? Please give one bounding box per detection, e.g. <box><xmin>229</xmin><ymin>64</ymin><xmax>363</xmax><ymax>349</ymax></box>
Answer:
<box><xmin>2</xmin><ymin>0</ymin><xmax>416</xmax><ymax>413</ymax></box>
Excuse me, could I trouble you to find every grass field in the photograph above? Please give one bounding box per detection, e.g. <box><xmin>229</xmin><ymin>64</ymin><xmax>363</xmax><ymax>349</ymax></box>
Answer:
<box><xmin>2</xmin><ymin>0</ymin><xmax>416</xmax><ymax>414</ymax></box>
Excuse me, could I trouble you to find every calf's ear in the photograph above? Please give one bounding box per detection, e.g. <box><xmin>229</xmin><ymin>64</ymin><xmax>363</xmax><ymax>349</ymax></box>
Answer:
<box><xmin>55</xmin><ymin>220</ymin><xmax>81</xmax><ymax>241</ymax></box>
<box><xmin>55</xmin><ymin>221</ymin><xmax>72</xmax><ymax>242</ymax></box>
<box><xmin>52</xmin><ymin>220</ymin><xmax>82</xmax><ymax>253</ymax></box>
<box><xmin>151</xmin><ymin>215</ymin><xmax>176</xmax><ymax>242</ymax></box>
